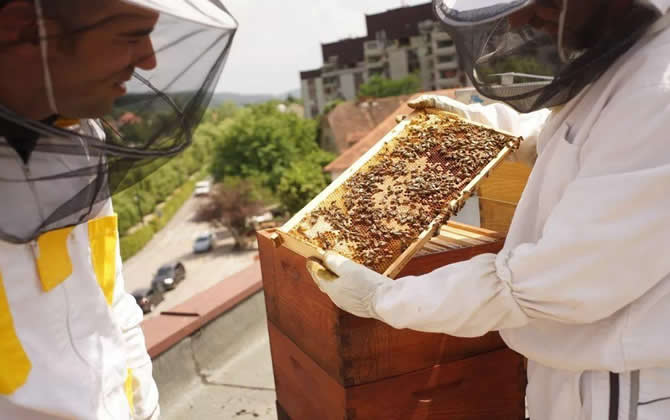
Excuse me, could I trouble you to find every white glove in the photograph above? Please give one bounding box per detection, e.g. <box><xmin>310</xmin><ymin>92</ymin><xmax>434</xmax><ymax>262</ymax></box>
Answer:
<box><xmin>307</xmin><ymin>252</ymin><xmax>392</xmax><ymax>319</ymax></box>
<box><xmin>408</xmin><ymin>94</ymin><xmax>469</xmax><ymax>117</ymax></box>
<box><xmin>408</xmin><ymin>94</ymin><xmax>551</xmax><ymax>168</ymax></box>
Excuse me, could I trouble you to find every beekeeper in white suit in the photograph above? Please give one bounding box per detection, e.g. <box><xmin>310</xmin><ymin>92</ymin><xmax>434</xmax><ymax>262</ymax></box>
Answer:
<box><xmin>0</xmin><ymin>0</ymin><xmax>236</xmax><ymax>418</ymax></box>
<box><xmin>309</xmin><ymin>0</ymin><xmax>670</xmax><ymax>419</ymax></box>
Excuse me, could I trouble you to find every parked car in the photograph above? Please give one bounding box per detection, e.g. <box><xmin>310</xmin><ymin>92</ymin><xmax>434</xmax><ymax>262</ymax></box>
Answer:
<box><xmin>151</xmin><ymin>262</ymin><xmax>186</xmax><ymax>291</ymax></box>
<box><xmin>193</xmin><ymin>232</ymin><xmax>215</xmax><ymax>253</ymax></box>
<box><xmin>194</xmin><ymin>180</ymin><xmax>211</xmax><ymax>196</ymax></box>
<box><xmin>132</xmin><ymin>287</ymin><xmax>165</xmax><ymax>314</ymax></box>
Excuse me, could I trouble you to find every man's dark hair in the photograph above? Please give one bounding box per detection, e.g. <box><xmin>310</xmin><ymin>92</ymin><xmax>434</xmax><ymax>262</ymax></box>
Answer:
<box><xmin>0</xmin><ymin>0</ymin><xmax>108</xmax><ymax>27</ymax></box>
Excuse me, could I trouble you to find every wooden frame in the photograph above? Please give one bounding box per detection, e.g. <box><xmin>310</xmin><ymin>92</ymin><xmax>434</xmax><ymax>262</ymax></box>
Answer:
<box><xmin>275</xmin><ymin>109</ymin><xmax>521</xmax><ymax>278</ymax></box>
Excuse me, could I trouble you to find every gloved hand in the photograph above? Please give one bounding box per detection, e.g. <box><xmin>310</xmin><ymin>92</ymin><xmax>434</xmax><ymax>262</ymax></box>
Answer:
<box><xmin>408</xmin><ymin>94</ymin><xmax>469</xmax><ymax>117</ymax></box>
<box><xmin>306</xmin><ymin>252</ymin><xmax>393</xmax><ymax>319</ymax></box>
<box><xmin>408</xmin><ymin>93</ymin><xmax>551</xmax><ymax>168</ymax></box>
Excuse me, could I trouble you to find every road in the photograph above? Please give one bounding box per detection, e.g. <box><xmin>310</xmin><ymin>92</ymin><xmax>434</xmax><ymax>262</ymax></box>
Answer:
<box><xmin>122</xmin><ymin>194</ymin><xmax>258</xmax><ymax>318</ymax></box>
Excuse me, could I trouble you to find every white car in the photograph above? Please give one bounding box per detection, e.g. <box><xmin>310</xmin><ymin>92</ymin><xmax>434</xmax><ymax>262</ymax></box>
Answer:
<box><xmin>248</xmin><ymin>211</ymin><xmax>273</xmax><ymax>225</ymax></box>
<box><xmin>194</xmin><ymin>180</ymin><xmax>211</xmax><ymax>196</ymax></box>
<box><xmin>193</xmin><ymin>232</ymin><xmax>215</xmax><ymax>253</ymax></box>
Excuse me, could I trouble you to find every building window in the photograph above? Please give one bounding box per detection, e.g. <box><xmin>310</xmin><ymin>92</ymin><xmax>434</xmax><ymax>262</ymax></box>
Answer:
<box><xmin>368</xmin><ymin>68</ymin><xmax>385</xmax><ymax>78</ymax></box>
<box><xmin>437</xmin><ymin>54</ymin><xmax>455</xmax><ymax>63</ymax></box>
<box><xmin>408</xmin><ymin>49</ymin><xmax>420</xmax><ymax>73</ymax></box>
<box><xmin>437</xmin><ymin>40</ymin><xmax>454</xmax><ymax>49</ymax></box>
<box><xmin>355</xmin><ymin>72</ymin><xmax>365</xmax><ymax>91</ymax></box>
<box><xmin>440</xmin><ymin>70</ymin><xmax>458</xmax><ymax>79</ymax></box>
<box><xmin>323</xmin><ymin>76</ymin><xmax>340</xmax><ymax>87</ymax></box>
<box><xmin>308</xmin><ymin>80</ymin><xmax>317</xmax><ymax>98</ymax></box>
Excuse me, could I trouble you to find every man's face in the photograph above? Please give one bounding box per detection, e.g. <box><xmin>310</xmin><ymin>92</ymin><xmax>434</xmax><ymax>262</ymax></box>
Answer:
<box><xmin>48</xmin><ymin>1</ymin><xmax>159</xmax><ymax>118</ymax></box>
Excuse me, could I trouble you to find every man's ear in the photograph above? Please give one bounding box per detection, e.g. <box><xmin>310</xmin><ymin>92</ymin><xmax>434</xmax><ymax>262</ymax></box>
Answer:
<box><xmin>0</xmin><ymin>1</ymin><xmax>38</xmax><ymax>45</ymax></box>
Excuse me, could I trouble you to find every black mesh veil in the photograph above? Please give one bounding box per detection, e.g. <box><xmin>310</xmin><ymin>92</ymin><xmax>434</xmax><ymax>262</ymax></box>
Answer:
<box><xmin>432</xmin><ymin>0</ymin><xmax>660</xmax><ymax>113</ymax></box>
<box><xmin>0</xmin><ymin>0</ymin><xmax>237</xmax><ymax>243</ymax></box>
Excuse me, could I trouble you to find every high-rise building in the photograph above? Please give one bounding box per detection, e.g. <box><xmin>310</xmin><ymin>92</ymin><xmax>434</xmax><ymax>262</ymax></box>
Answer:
<box><xmin>300</xmin><ymin>3</ymin><xmax>467</xmax><ymax>119</ymax></box>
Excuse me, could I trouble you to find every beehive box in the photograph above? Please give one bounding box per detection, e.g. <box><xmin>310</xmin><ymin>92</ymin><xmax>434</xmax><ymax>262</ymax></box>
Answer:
<box><xmin>259</xmin><ymin>224</ymin><xmax>526</xmax><ymax>420</ymax></box>
<box><xmin>477</xmin><ymin>161</ymin><xmax>532</xmax><ymax>233</ymax></box>
<box><xmin>260</xmin><ymin>109</ymin><xmax>527</xmax><ymax>419</ymax></box>
<box><xmin>278</xmin><ymin>109</ymin><xmax>522</xmax><ymax>278</ymax></box>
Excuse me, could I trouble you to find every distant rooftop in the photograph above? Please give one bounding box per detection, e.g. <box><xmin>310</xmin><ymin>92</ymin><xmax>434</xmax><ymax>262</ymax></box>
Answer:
<box><xmin>325</xmin><ymin>89</ymin><xmax>457</xmax><ymax>174</ymax></box>
<box><xmin>303</xmin><ymin>2</ymin><xmax>435</xmax><ymax>78</ymax></box>
<box><xmin>365</xmin><ymin>3</ymin><xmax>434</xmax><ymax>42</ymax></box>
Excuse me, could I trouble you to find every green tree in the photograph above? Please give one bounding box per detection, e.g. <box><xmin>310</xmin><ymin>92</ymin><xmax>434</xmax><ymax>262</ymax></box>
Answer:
<box><xmin>210</xmin><ymin>102</ymin><xmax>324</xmax><ymax>191</ymax></box>
<box><xmin>194</xmin><ymin>177</ymin><xmax>269</xmax><ymax>249</ymax></box>
<box><xmin>322</xmin><ymin>99</ymin><xmax>344</xmax><ymax>116</ymax></box>
<box><xmin>358</xmin><ymin>74</ymin><xmax>421</xmax><ymax>98</ymax></box>
<box><xmin>277</xmin><ymin>157</ymin><xmax>332</xmax><ymax>214</ymax></box>
<box><xmin>112</xmin><ymin>104</ymin><xmax>237</xmax><ymax>235</ymax></box>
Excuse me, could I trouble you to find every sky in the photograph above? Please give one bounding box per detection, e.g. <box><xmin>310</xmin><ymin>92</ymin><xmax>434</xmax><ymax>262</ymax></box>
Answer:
<box><xmin>218</xmin><ymin>0</ymin><xmax>430</xmax><ymax>96</ymax></box>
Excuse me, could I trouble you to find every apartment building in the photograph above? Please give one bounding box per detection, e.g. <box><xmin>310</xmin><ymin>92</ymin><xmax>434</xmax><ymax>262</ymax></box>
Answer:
<box><xmin>300</xmin><ymin>3</ymin><xmax>468</xmax><ymax>119</ymax></box>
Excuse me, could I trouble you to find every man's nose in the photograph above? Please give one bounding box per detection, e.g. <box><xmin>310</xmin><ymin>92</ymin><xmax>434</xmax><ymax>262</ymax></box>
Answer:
<box><xmin>134</xmin><ymin>37</ymin><xmax>158</xmax><ymax>71</ymax></box>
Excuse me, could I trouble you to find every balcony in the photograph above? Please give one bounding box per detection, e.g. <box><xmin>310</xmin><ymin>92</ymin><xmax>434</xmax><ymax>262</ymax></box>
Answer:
<box><xmin>322</xmin><ymin>76</ymin><xmax>339</xmax><ymax>88</ymax></box>
<box><xmin>437</xmin><ymin>78</ymin><xmax>461</xmax><ymax>89</ymax></box>
<box><xmin>364</xmin><ymin>40</ymin><xmax>384</xmax><ymax>56</ymax></box>
<box><xmin>435</xmin><ymin>44</ymin><xmax>456</xmax><ymax>55</ymax></box>
<box><xmin>435</xmin><ymin>59</ymin><xmax>458</xmax><ymax>71</ymax></box>
<box><xmin>366</xmin><ymin>57</ymin><xmax>386</xmax><ymax>69</ymax></box>
<box><xmin>432</xmin><ymin>30</ymin><xmax>452</xmax><ymax>41</ymax></box>
<box><xmin>437</xmin><ymin>68</ymin><xmax>459</xmax><ymax>82</ymax></box>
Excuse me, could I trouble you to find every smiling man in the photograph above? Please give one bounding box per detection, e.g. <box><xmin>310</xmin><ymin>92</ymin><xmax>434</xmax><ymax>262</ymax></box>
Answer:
<box><xmin>0</xmin><ymin>1</ymin><xmax>236</xmax><ymax>419</ymax></box>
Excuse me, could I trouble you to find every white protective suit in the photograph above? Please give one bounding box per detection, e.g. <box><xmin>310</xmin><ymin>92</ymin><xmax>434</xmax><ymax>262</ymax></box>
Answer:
<box><xmin>0</xmin><ymin>120</ymin><xmax>159</xmax><ymax>419</ymax></box>
<box><xmin>312</xmin><ymin>2</ymin><xmax>670</xmax><ymax>419</ymax></box>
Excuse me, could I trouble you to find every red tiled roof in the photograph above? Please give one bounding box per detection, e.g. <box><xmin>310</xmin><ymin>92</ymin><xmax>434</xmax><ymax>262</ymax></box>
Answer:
<box><xmin>325</xmin><ymin>95</ymin><xmax>411</xmax><ymax>153</ymax></box>
<box><xmin>324</xmin><ymin>89</ymin><xmax>457</xmax><ymax>173</ymax></box>
<box><xmin>300</xmin><ymin>3</ymin><xmax>434</xmax><ymax>78</ymax></box>
<box><xmin>118</xmin><ymin>111</ymin><xmax>142</xmax><ymax>126</ymax></box>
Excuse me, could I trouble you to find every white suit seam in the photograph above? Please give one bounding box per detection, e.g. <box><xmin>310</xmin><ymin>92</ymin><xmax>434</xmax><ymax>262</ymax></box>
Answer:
<box><xmin>620</xmin><ymin>303</ymin><xmax>633</xmax><ymax>373</ymax></box>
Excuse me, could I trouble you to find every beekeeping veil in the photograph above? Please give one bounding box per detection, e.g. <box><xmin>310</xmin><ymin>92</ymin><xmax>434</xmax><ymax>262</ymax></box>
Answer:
<box><xmin>0</xmin><ymin>0</ymin><xmax>237</xmax><ymax>243</ymax></box>
<box><xmin>432</xmin><ymin>0</ymin><xmax>663</xmax><ymax>113</ymax></box>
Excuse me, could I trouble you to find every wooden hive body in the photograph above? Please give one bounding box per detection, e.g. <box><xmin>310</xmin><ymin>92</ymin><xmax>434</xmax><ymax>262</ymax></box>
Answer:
<box><xmin>477</xmin><ymin>161</ymin><xmax>531</xmax><ymax>233</ymax></box>
<box><xmin>258</xmin><ymin>225</ymin><xmax>526</xmax><ymax>420</ymax></box>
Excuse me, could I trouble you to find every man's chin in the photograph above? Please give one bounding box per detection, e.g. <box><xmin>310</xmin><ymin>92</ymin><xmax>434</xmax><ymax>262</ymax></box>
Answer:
<box><xmin>61</xmin><ymin>101</ymin><xmax>117</xmax><ymax>120</ymax></box>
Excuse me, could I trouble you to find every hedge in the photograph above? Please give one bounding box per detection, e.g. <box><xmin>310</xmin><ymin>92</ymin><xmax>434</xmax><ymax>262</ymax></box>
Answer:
<box><xmin>119</xmin><ymin>177</ymin><xmax>199</xmax><ymax>260</ymax></box>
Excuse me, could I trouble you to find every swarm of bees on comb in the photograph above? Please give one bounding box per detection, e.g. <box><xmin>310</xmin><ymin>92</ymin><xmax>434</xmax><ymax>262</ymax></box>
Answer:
<box><xmin>289</xmin><ymin>111</ymin><xmax>521</xmax><ymax>274</ymax></box>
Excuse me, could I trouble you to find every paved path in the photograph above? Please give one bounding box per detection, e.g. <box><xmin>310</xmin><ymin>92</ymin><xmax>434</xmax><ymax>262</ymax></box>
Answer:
<box><xmin>162</xmin><ymin>320</ymin><xmax>277</xmax><ymax>420</ymax></box>
<box><xmin>122</xmin><ymin>194</ymin><xmax>258</xmax><ymax>318</ymax></box>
